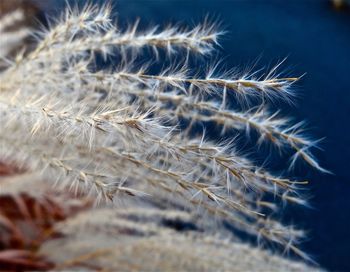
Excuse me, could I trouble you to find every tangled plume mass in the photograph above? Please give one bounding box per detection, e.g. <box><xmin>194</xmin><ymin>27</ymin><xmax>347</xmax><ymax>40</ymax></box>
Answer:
<box><xmin>0</xmin><ymin>2</ymin><xmax>328</xmax><ymax>270</ymax></box>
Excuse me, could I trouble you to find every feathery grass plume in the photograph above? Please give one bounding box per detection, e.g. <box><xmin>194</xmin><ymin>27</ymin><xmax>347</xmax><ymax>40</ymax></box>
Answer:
<box><xmin>38</xmin><ymin>207</ymin><xmax>321</xmax><ymax>271</ymax></box>
<box><xmin>0</xmin><ymin>169</ymin><xmax>91</xmax><ymax>270</ymax></box>
<box><xmin>0</xmin><ymin>0</ymin><xmax>41</xmax><ymax>64</ymax></box>
<box><xmin>0</xmin><ymin>2</ymin><xmax>327</xmax><ymax>262</ymax></box>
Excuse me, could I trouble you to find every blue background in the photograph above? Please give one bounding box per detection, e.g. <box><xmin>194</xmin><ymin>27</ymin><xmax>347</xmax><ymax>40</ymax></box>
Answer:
<box><xmin>50</xmin><ymin>0</ymin><xmax>350</xmax><ymax>270</ymax></box>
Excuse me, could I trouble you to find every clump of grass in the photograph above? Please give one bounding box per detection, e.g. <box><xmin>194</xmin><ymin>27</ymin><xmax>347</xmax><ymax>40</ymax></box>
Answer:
<box><xmin>0</xmin><ymin>2</ymin><xmax>327</xmax><ymax>261</ymax></box>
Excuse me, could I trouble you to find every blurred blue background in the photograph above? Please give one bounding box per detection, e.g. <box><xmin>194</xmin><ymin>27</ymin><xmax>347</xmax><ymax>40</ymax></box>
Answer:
<box><xmin>49</xmin><ymin>0</ymin><xmax>350</xmax><ymax>270</ymax></box>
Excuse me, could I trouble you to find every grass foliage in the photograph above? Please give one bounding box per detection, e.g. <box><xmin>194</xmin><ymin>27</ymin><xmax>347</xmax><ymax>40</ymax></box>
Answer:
<box><xmin>0</xmin><ymin>2</ymin><xmax>328</xmax><ymax>263</ymax></box>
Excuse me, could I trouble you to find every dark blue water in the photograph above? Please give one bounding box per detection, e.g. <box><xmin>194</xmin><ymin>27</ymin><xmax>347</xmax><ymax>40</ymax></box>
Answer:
<box><xmin>51</xmin><ymin>0</ymin><xmax>350</xmax><ymax>270</ymax></box>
